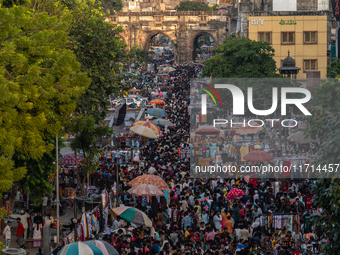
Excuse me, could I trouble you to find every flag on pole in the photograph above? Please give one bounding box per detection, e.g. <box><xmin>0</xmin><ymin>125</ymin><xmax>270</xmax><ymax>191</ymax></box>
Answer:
<box><xmin>236</xmin><ymin>11</ymin><xmax>241</xmax><ymax>36</ymax></box>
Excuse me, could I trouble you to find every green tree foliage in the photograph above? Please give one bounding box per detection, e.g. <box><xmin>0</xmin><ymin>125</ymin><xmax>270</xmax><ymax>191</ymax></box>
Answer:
<box><xmin>30</xmin><ymin>0</ymin><xmax>127</xmax><ymax>122</ymax></box>
<box><xmin>202</xmin><ymin>37</ymin><xmax>281</xmax><ymax>78</ymax></box>
<box><xmin>14</xmin><ymin>137</ymin><xmax>59</xmax><ymax>206</ymax></box>
<box><xmin>305</xmin><ymin>79</ymin><xmax>340</xmax><ymax>254</ymax></box>
<box><xmin>135</xmin><ymin>48</ymin><xmax>152</xmax><ymax>63</ymax></box>
<box><xmin>69</xmin><ymin>116</ymin><xmax>113</xmax><ymax>195</ymax></box>
<box><xmin>200</xmin><ymin>37</ymin><xmax>291</xmax><ymax>115</ymax></box>
<box><xmin>101</xmin><ymin>0</ymin><xmax>123</xmax><ymax>13</ymax></box>
<box><xmin>175</xmin><ymin>1</ymin><xmax>214</xmax><ymax>11</ymax></box>
<box><xmin>327</xmin><ymin>60</ymin><xmax>340</xmax><ymax>78</ymax></box>
<box><xmin>0</xmin><ymin>4</ymin><xmax>90</xmax><ymax>208</ymax></box>
<box><xmin>64</xmin><ymin>0</ymin><xmax>126</xmax><ymax>122</ymax></box>
<box><xmin>1</xmin><ymin>0</ymin><xmax>28</xmax><ymax>8</ymax></box>
<box><xmin>29</xmin><ymin>0</ymin><xmax>129</xmax><ymax>189</ymax></box>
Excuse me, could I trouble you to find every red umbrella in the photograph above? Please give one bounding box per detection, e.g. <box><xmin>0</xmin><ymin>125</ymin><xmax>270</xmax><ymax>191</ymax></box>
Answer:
<box><xmin>61</xmin><ymin>153</ymin><xmax>84</xmax><ymax>166</ymax></box>
<box><xmin>227</xmin><ymin>188</ymin><xmax>244</xmax><ymax>200</ymax></box>
<box><xmin>243</xmin><ymin>150</ymin><xmax>274</xmax><ymax>163</ymax></box>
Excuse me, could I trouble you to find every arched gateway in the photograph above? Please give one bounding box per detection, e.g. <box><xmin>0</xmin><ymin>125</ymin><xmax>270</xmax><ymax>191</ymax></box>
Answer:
<box><xmin>108</xmin><ymin>11</ymin><xmax>228</xmax><ymax>63</ymax></box>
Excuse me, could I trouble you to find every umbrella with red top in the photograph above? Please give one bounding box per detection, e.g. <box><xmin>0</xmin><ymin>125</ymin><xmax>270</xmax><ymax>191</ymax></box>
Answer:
<box><xmin>226</xmin><ymin>188</ymin><xmax>245</xmax><ymax>200</ymax></box>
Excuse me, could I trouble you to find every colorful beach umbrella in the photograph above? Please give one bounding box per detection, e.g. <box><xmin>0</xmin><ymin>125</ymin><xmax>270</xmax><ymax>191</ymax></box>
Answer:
<box><xmin>109</xmin><ymin>206</ymin><xmax>152</xmax><ymax>227</ymax></box>
<box><xmin>58</xmin><ymin>242</ymin><xmax>103</xmax><ymax>255</ymax></box>
<box><xmin>85</xmin><ymin>241</ymin><xmax>119</xmax><ymax>255</ymax></box>
<box><xmin>146</xmin><ymin>108</ymin><xmax>167</xmax><ymax>118</ymax></box>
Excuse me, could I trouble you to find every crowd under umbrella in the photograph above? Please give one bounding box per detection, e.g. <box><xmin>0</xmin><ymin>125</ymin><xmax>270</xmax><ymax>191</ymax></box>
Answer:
<box><xmin>128</xmin><ymin>174</ymin><xmax>170</xmax><ymax>190</ymax></box>
<box><xmin>287</xmin><ymin>131</ymin><xmax>320</xmax><ymax>144</ymax></box>
<box><xmin>243</xmin><ymin>149</ymin><xmax>274</xmax><ymax>162</ymax></box>
<box><xmin>61</xmin><ymin>153</ymin><xmax>84</xmax><ymax>166</ymax></box>
<box><xmin>127</xmin><ymin>184</ymin><xmax>165</xmax><ymax>197</ymax></box>
<box><xmin>85</xmin><ymin>240</ymin><xmax>119</xmax><ymax>255</ymax></box>
<box><xmin>132</xmin><ymin>121</ymin><xmax>160</xmax><ymax>135</ymax></box>
<box><xmin>151</xmin><ymin>119</ymin><xmax>174</xmax><ymax>127</ymax></box>
<box><xmin>146</xmin><ymin>108</ymin><xmax>167</xmax><ymax>118</ymax></box>
<box><xmin>226</xmin><ymin>188</ymin><xmax>245</xmax><ymax>201</ymax></box>
<box><xmin>58</xmin><ymin>242</ymin><xmax>103</xmax><ymax>255</ymax></box>
<box><xmin>195</xmin><ymin>125</ymin><xmax>220</xmax><ymax>135</ymax></box>
<box><xmin>109</xmin><ymin>206</ymin><xmax>152</xmax><ymax>228</ymax></box>
<box><xmin>130</xmin><ymin>125</ymin><xmax>158</xmax><ymax>139</ymax></box>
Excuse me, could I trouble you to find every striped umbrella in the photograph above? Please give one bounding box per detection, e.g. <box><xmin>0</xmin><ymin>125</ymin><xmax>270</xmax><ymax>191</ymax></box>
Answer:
<box><xmin>109</xmin><ymin>206</ymin><xmax>152</xmax><ymax>227</ymax></box>
<box><xmin>127</xmin><ymin>184</ymin><xmax>164</xmax><ymax>197</ymax></box>
<box><xmin>85</xmin><ymin>241</ymin><xmax>119</xmax><ymax>255</ymax></box>
<box><xmin>58</xmin><ymin>242</ymin><xmax>103</xmax><ymax>255</ymax></box>
<box><xmin>146</xmin><ymin>108</ymin><xmax>167</xmax><ymax>118</ymax></box>
<box><xmin>128</xmin><ymin>174</ymin><xmax>170</xmax><ymax>190</ymax></box>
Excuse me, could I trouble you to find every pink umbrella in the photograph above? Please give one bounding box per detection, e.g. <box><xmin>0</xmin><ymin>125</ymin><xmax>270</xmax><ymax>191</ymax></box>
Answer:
<box><xmin>61</xmin><ymin>153</ymin><xmax>84</xmax><ymax>166</ymax></box>
<box><xmin>226</xmin><ymin>188</ymin><xmax>244</xmax><ymax>200</ymax></box>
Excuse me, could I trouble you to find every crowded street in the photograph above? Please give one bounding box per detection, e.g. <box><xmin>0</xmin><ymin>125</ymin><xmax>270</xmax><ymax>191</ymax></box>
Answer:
<box><xmin>1</xmin><ymin>2</ymin><xmax>338</xmax><ymax>254</ymax></box>
<box><xmin>0</xmin><ymin>56</ymin><xmax>326</xmax><ymax>255</ymax></box>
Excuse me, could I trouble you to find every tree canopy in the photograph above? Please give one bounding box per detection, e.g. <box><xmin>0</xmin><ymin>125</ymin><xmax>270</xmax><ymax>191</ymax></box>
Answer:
<box><xmin>200</xmin><ymin>37</ymin><xmax>291</xmax><ymax>115</ymax></box>
<box><xmin>175</xmin><ymin>1</ymin><xmax>217</xmax><ymax>11</ymax></box>
<box><xmin>0</xmin><ymin>3</ymin><xmax>90</xmax><ymax>206</ymax></box>
<box><xmin>0</xmin><ymin>0</ymin><xmax>131</xmax><ymax>207</ymax></box>
<box><xmin>101</xmin><ymin>0</ymin><xmax>124</xmax><ymax>12</ymax></box>
<box><xmin>202</xmin><ymin>37</ymin><xmax>281</xmax><ymax>78</ymax></box>
<box><xmin>327</xmin><ymin>60</ymin><xmax>340</xmax><ymax>78</ymax></box>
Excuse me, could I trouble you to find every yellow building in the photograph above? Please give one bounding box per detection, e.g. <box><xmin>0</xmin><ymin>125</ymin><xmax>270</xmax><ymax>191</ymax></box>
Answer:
<box><xmin>248</xmin><ymin>15</ymin><xmax>328</xmax><ymax>79</ymax></box>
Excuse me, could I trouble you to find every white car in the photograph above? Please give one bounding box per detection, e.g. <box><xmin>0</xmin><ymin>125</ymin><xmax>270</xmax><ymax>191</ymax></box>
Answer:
<box><xmin>125</xmin><ymin>97</ymin><xmax>141</xmax><ymax>108</ymax></box>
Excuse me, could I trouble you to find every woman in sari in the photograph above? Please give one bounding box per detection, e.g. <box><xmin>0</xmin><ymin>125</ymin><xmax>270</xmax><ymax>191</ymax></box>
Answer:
<box><xmin>221</xmin><ymin>211</ymin><xmax>229</xmax><ymax>230</ymax></box>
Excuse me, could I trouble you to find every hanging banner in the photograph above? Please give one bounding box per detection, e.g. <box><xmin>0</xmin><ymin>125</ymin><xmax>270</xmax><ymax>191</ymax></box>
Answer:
<box><xmin>331</xmin><ymin>0</ymin><xmax>340</xmax><ymax>20</ymax></box>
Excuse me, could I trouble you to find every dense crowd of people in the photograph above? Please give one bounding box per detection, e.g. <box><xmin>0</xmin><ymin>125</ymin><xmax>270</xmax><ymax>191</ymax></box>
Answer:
<box><xmin>1</xmin><ymin>58</ymin><xmax>324</xmax><ymax>255</ymax></box>
<box><xmin>84</xmin><ymin>61</ymin><xmax>323</xmax><ymax>255</ymax></box>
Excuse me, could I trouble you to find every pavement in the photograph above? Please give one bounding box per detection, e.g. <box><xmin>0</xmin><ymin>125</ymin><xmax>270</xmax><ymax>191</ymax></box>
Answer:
<box><xmin>1</xmin><ymin>207</ymin><xmax>82</xmax><ymax>255</ymax></box>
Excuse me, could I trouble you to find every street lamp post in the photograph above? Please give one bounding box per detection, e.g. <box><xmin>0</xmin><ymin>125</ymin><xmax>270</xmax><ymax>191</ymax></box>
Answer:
<box><xmin>116</xmin><ymin>158</ymin><xmax>119</xmax><ymax>206</ymax></box>
<box><xmin>56</xmin><ymin>135</ymin><xmax>60</xmax><ymax>246</ymax></box>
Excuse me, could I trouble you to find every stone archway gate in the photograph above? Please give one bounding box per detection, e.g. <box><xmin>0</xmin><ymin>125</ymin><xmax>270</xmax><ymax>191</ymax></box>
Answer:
<box><xmin>108</xmin><ymin>11</ymin><xmax>228</xmax><ymax>63</ymax></box>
